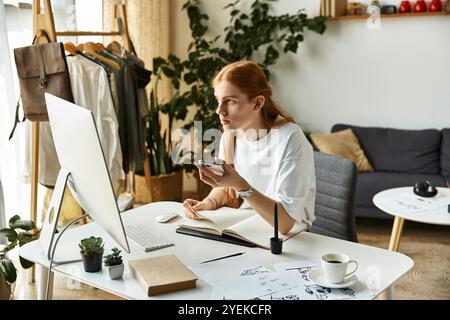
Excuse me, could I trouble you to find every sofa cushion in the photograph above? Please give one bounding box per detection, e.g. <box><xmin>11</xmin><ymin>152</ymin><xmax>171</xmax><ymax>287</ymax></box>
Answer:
<box><xmin>354</xmin><ymin>171</ymin><xmax>446</xmax><ymax>208</ymax></box>
<box><xmin>310</xmin><ymin>129</ymin><xmax>374</xmax><ymax>172</ymax></box>
<box><xmin>441</xmin><ymin>129</ymin><xmax>450</xmax><ymax>178</ymax></box>
<box><xmin>332</xmin><ymin>124</ymin><xmax>441</xmax><ymax>174</ymax></box>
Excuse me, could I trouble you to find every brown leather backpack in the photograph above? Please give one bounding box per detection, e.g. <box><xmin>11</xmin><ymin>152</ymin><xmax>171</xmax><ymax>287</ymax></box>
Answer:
<box><xmin>9</xmin><ymin>30</ymin><xmax>73</xmax><ymax>139</ymax></box>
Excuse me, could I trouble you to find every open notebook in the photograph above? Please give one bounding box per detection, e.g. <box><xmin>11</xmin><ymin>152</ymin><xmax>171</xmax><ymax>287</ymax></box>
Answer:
<box><xmin>177</xmin><ymin>207</ymin><xmax>308</xmax><ymax>249</ymax></box>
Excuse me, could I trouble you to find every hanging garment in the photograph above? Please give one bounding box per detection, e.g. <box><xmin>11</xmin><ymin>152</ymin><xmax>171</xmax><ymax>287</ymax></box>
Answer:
<box><xmin>99</xmin><ymin>50</ymin><xmax>144</xmax><ymax>174</ymax></box>
<box><xmin>38</xmin><ymin>54</ymin><xmax>125</xmax><ymax>187</ymax></box>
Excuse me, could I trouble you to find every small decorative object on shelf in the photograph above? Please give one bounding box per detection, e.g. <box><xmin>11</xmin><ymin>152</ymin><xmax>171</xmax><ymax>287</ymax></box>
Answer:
<box><xmin>371</xmin><ymin>0</ymin><xmax>382</xmax><ymax>9</ymax></box>
<box><xmin>429</xmin><ymin>0</ymin><xmax>443</xmax><ymax>12</ymax></box>
<box><xmin>104</xmin><ymin>247</ymin><xmax>124</xmax><ymax>280</ymax></box>
<box><xmin>79</xmin><ymin>236</ymin><xmax>104</xmax><ymax>273</ymax></box>
<box><xmin>347</xmin><ymin>2</ymin><xmax>363</xmax><ymax>15</ymax></box>
<box><xmin>414</xmin><ymin>0</ymin><xmax>427</xmax><ymax>12</ymax></box>
<box><xmin>399</xmin><ymin>1</ymin><xmax>412</xmax><ymax>13</ymax></box>
<box><xmin>381</xmin><ymin>5</ymin><xmax>398</xmax><ymax>14</ymax></box>
<box><xmin>445</xmin><ymin>0</ymin><xmax>450</xmax><ymax>13</ymax></box>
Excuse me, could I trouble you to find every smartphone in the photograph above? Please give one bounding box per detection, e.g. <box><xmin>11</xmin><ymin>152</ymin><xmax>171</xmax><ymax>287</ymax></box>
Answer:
<box><xmin>198</xmin><ymin>160</ymin><xmax>225</xmax><ymax>175</ymax></box>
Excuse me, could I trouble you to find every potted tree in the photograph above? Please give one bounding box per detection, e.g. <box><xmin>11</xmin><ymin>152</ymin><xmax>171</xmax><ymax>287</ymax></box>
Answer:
<box><xmin>79</xmin><ymin>236</ymin><xmax>104</xmax><ymax>273</ymax></box>
<box><xmin>134</xmin><ymin>61</ymin><xmax>187</xmax><ymax>204</ymax></box>
<box><xmin>104</xmin><ymin>247</ymin><xmax>124</xmax><ymax>280</ymax></box>
<box><xmin>0</xmin><ymin>215</ymin><xmax>39</xmax><ymax>300</ymax></box>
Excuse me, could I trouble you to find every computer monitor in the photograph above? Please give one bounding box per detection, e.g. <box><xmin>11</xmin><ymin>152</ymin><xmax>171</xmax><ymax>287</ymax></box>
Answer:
<box><xmin>42</xmin><ymin>93</ymin><xmax>130</xmax><ymax>257</ymax></box>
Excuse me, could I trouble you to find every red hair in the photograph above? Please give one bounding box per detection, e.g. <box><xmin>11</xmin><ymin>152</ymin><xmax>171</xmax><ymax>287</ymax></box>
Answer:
<box><xmin>213</xmin><ymin>60</ymin><xmax>295</xmax><ymax>129</ymax></box>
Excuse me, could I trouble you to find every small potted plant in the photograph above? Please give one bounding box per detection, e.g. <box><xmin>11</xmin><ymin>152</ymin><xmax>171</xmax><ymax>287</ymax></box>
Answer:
<box><xmin>104</xmin><ymin>247</ymin><xmax>124</xmax><ymax>280</ymax></box>
<box><xmin>79</xmin><ymin>236</ymin><xmax>104</xmax><ymax>273</ymax></box>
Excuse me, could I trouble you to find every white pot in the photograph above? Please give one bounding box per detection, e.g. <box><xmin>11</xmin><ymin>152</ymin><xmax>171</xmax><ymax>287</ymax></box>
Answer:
<box><xmin>107</xmin><ymin>264</ymin><xmax>124</xmax><ymax>280</ymax></box>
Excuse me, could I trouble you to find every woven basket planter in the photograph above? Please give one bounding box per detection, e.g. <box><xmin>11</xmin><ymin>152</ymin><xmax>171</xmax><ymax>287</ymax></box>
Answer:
<box><xmin>135</xmin><ymin>170</ymin><xmax>183</xmax><ymax>204</ymax></box>
<box><xmin>0</xmin><ymin>276</ymin><xmax>12</xmax><ymax>300</ymax></box>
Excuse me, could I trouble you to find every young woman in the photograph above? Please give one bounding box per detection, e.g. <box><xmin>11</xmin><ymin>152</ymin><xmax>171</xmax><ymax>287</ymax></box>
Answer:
<box><xmin>182</xmin><ymin>60</ymin><xmax>316</xmax><ymax>234</ymax></box>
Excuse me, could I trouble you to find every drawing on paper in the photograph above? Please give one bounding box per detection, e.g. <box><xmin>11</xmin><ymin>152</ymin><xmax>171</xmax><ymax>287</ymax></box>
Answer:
<box><xmin>240</xmin><ymin>266</ymin><xmax>271</xmax><ymax>276</ymax></box>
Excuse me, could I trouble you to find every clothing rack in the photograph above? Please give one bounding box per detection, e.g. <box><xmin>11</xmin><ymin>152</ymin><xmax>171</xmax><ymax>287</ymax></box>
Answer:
<box><xmin>30</xmin><ymin>0</ymin><xmax>152</xmax><ymax>231</ymax></box>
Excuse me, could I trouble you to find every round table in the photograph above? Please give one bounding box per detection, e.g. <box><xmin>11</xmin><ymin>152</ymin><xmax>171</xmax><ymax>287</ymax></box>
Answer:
<box><xmin>373</xmin><ymin>187</ymin><xmax>450</xmax><ymax>252</ymax></box>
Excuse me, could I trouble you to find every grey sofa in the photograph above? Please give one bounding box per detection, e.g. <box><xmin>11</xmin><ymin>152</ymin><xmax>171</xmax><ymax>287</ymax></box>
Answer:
<box><xmin>331</xmin><ymin>124</ymin><xmax>450</xmax><ymax>219</ymax></box>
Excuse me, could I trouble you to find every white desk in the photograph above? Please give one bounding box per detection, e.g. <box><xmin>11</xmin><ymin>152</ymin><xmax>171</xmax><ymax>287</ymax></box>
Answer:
<box><xmin>373</xmin><ymin>187</ymin><xmax>450</xmax><ymax>251</ymax></box>
<box><xmin>21</xmin><ymin>201</ymin><xmax>413</xmax><ymax>300</ymax></box>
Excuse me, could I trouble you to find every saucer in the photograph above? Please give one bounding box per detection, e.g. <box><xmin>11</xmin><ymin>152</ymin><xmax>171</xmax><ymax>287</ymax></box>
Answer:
<box><xmin>307</xmin><ymin>268</ymin><xmax>357</xmax><ymax>289</ymax></box>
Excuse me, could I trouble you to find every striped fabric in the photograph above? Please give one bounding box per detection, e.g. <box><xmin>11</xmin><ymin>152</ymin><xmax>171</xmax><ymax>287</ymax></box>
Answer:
<box><xmin>310</xmin><ymin>151</ymin><xmax>358</xmax><ymax>242</ymax></box>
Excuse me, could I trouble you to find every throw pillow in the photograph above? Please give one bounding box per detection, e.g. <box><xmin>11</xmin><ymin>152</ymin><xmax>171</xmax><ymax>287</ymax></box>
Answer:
<box><xmin>310</xmin><ymin>129</ymin><xmax>374</xmax><ymax>172</ymax></box>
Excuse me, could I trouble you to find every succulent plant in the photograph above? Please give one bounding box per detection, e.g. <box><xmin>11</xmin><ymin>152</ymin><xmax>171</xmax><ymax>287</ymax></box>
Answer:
<box><xmin>103</xmin><ymin>248</ymin><xmax>123</xmax><ymax>267</ymax></box>
<box><xmin>79</xmin><ymin>236</ymin><xmax>104</xmax><ymax>256</ymax></box>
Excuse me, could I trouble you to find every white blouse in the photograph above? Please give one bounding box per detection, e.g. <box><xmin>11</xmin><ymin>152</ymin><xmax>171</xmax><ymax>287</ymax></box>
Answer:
<box><xmin>218</xmin><ymin>120</ymin><xmax>316</xmax><ymax>227</ymax></box>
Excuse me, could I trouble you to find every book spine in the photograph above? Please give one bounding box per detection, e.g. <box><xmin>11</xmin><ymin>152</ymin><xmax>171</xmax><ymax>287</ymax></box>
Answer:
<box><xmin>129</xmin><ymin>264</ymin><xmax>150</xmax><ymax>296</ymax></box>
<box><xmin>149</xmin><ymin>280</ymin><xmax>197</xmax><ymax>296</ymax></box>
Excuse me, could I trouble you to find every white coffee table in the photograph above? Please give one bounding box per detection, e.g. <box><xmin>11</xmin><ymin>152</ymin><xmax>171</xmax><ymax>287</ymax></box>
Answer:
<box><xmin>373</xmin><ymin>187</ymin><xmax>450</xmax><ymax>252</ymax></box>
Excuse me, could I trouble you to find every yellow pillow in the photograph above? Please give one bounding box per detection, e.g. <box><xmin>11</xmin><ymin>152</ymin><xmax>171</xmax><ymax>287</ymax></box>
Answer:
<box><xmin>310</xmin><ymin>129</ymin><xmax>374</xmax><ymax>172</ymax></box>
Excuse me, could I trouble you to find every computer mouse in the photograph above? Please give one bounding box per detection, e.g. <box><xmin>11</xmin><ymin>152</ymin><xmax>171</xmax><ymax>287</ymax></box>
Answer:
<box><xmin>156</xmin><ymin>212</ymin><xmax>179</xmax><ymax>223</ymax></box>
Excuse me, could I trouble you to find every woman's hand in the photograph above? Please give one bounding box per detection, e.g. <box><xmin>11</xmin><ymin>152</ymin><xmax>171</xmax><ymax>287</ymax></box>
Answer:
<box><xmin>196</xmin><ymin>162</ymin><xmax>249</xmax><ymax>191</ymax></box>
<box><xmin>182</xmin><ymin>198</ymin><xmax>215</xmax><ymax>220</ymax></box>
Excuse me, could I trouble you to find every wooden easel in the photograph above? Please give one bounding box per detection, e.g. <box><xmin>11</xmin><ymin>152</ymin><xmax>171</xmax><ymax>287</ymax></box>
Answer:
<box><xmin>30</xmin><ymin>0</ymin><xmax>152</xmax><ymax>280</ymax></box>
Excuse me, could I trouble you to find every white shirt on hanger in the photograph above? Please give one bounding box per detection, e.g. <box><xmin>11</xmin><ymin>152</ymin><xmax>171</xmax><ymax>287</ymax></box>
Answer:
<box><xmin>39</xmin><ymin>55</ymin><xmax>124</xmax><ymax>186</ymax></box>
<box><xmin>218</xmin><ymin>119</ymin><xmax>316</xmax><ymax>227</ymax></box>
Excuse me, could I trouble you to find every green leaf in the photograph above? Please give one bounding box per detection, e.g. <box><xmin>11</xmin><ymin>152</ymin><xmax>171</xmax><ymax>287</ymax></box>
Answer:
<box><xmin>0</xmin><ymin>228</ymin><xmax>18</xmax><ymax>242</ymax></box>
<box><xmin>162</xmin><ymin>67</ymin><xmax>175</xmax><ymax>78</ymax></box>
<box><xmin>184</xmin><ymin>72</ymin><xmax>197</xmax><ymax>85</ymax></box>
<box><xmin>168</xmin><ymin>53</ymin><xmax>180</xmax><ymax>64</ymax></box>
<box><xmin>9</xmin><ymin>218</ymin><xmax>35</xmax><ymax>231</ymax></box>
<box><xmin>153</xmin><ymin>57</ymin><xmax>166</xmax><ymax>74</ymax></box>
<box><xmin>1</xmin><ymin>259</ymin><xmax>17</xmax><ymax>284</ymax></box>
<box><xmin>8</xmin><ymin>215</ymin><xmax>20</xmax><ymax>227</ymax></box>
<box><xmin>172</xmin><ymin>78</ymin><xmax>180</xmax><ymax>90</ymax></box>
<box><xmin>19</xmin><ymin>256</ymin><xmax>34</xmax><ymax>269</ymax></box>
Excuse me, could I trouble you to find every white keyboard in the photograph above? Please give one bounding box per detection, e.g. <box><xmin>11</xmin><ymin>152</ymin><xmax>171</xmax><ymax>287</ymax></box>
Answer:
<box><xmin>125</xmin><ymin>224</ymin><xmax>174</xmax><ymax>252</ymax></box>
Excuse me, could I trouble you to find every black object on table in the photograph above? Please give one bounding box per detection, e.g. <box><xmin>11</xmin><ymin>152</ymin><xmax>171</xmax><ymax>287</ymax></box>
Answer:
<box><xmin>270</xmin><ymin>203</ymin><xmax>283</xmax><ymax>254</ymax></box>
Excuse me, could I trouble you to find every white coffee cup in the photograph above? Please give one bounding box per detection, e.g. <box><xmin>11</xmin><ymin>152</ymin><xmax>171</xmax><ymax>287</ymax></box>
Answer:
<box><xmin>321</xmin><ymin>253</ymin><xmax>358</xmax><ymax>284</ymax></box>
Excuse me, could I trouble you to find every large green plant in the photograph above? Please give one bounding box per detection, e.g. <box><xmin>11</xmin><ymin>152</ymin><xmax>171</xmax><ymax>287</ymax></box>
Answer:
<box><xmin>147</xmin><ymin>0</ymin><xmax>326</xmax><ymax>173</ymax></box>
<box><xmin>0</xmin><ymin>215</ymin><xmax>39</xmax><ymax>284</ymax></box>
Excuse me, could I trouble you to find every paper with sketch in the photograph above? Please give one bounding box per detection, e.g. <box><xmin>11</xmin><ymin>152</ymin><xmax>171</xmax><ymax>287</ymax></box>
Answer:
<box><xmin>273</xmin><ymin>260</ymin><xmax>375</xmax><ymax>300</ymax></box>
<box><xmin>190</xmin><ymin>254</ymin><xmax>297</xmax><ymax>300</ymax></box>
<box><xmin>180</xmin><ymin>207</ymin><xmax>307</xmax><ymax>249</ymax></box>
<box><xmin>189</xmin><ymin>254</ymin><xmax>271</xmax><ymax>287</ymax></box>
<box><xmin>380</xmin><ymin>193</ymin><xmax>445</xmax><ymax>213</ymax></box>
<box><xmin>211</xmin><ymin>271</ymin><xmax>296</xmax><ymax>300</ymax></box>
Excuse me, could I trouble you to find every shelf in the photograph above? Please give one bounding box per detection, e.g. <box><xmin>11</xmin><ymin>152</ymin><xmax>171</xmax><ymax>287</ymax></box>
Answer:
<box><xmin>328</xmin><ymin>11</ymin><xmax>449</xmax><ymax>21</ymax></box>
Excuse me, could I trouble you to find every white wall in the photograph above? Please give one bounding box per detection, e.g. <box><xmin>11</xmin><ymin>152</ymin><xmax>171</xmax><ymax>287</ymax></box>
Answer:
<box><xmin>171</xmin><ymin>0</ymin><xmax>450</xmax><ymax>133</ymax></box>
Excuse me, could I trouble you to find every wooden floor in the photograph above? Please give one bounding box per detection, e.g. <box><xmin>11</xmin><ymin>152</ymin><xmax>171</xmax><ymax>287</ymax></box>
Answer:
<box><xmin>11</xmin><ymin>217</ymin><xmax>450</xmax><ymax>300</ymax></box>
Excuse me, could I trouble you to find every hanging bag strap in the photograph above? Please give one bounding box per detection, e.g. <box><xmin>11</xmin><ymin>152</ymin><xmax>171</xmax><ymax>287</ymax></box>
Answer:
<box><xmin>32</xmin><ymin>29</ymin><xmax>51</xmax><ymax>45</ymax></box>
<box><xmin>8</xmin><ymin>98</ymin><xmax>25</xmax><ymax>140</ymax></box>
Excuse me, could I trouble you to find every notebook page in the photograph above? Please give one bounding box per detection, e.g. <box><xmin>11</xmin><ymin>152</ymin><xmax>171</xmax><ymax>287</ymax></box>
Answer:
<box><xmin>225</xmin><ymin>215</ymin><xmax>307</xmax><ymax>249</ymax></box>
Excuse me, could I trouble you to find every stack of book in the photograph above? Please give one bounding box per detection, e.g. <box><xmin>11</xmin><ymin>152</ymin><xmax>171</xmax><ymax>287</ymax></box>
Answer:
<box><xmin>321</xmin><ymin>0</ymin><xmax>347</xmax><ymax>17</ymax></box>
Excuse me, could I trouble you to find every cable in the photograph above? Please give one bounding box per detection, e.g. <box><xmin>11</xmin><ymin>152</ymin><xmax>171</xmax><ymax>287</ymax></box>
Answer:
<box><xmin>45</xmin><ymin>213</ymin><xmax>89</xmax><ymax>300</ymax></box>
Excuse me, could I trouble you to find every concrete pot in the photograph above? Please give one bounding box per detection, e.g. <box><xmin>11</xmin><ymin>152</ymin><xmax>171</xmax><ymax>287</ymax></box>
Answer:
<box><xmin>107</xmin><ymin>263</ymin><xmax>124</xmax><ymax>280</ymax></box>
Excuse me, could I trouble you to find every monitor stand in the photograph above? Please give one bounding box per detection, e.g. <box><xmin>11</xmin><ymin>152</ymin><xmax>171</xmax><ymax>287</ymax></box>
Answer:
<box><xmin>38</xmin><ymin>168</ymin><xmax>86</xmax><ymax>264</ymax></box>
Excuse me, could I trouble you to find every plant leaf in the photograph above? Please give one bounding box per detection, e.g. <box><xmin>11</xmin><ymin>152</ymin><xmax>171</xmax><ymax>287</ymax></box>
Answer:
<box><xmin>19</xmin><ymin>256</ymin><xmax>34</xmax><ymax>269</ymax></box>
<box><xmin>1</xmin><ymin>259</ymin><xmax>17</xmax><ymax>284</ymax></box>
<box><xmin>0</xmin><ymin>228</ymin><xmax>18</xmax><ymax>242</ymax></box>
<box><xmin>9</xmin><ymin>218</ymin><xmax>35</xmax><ymax>231</ymax></box>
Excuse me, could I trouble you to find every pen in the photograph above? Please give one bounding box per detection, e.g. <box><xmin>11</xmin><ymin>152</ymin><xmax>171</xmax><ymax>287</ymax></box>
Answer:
<box><xmin>274</xmin><ymin>202</ymin><xmax>278</xmax><ymax>240</ymax></box>
<box><xmin>199</xmin><ymin>252</ymin><xmax>246</xmax><ymax>264</ymax></box>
